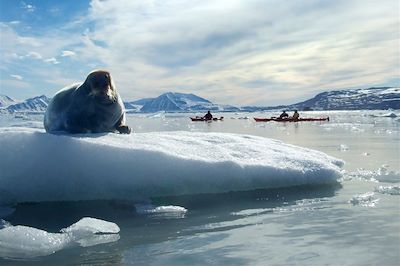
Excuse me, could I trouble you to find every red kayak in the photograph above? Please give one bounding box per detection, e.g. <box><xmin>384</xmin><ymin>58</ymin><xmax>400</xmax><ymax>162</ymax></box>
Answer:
<box><xmin>254</xmin><ymin>117</ymin><xmax>329</xmax><ymax>122</ymax></box>
<box><xmin>190</xmin><ymin>116</ymin><xmax>224</xmax><ymax>121</ymax></box>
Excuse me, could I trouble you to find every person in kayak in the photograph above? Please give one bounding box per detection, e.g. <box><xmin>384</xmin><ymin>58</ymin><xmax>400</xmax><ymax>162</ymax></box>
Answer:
<box><xmin>292</xmin><ymin>110</ymin><xmax>300</xmax><ymax>120</ymax></box>
<box><xmin>204</xmin><ymin>110</ymin><xmax>213</xmax><ymax>120</ymax></box>
<box><xmin>279</xmin><ymin>111</ymin><xmax>289</xmax><ymax>119</ymax></box>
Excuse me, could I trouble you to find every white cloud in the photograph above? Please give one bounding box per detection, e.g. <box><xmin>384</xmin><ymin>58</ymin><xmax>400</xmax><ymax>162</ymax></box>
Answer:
<box><xmin>1</xmin><ymin>1</ymin><xmax>399</xmax><ymax>105</ymax></box>
<box><xmin>44</xmin><ymin>57</ymin><xmax>60</xmax><ymax>64</ymax></box>
<box><xmin>61</xmin><ymin>50</ymin><xmax>76</xmax><ymax>57</ymax></box>
<box><xmin>10</xmin><ymin>74</ymin><xmax>23</xmax><ymax>80</ymax></box>
<box><xmin>73</xmin><ymin>0</ymin><xmax>397</xmax><ymax>104</ymax></box>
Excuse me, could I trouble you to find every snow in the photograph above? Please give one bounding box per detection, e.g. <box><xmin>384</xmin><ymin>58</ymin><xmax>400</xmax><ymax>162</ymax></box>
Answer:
<box><xmin>0</xmin><ymin>217</ymin><xmax>119</xmax><ymax>259</ymax></box>
<box><xmin>0</xmin><ymin>95</ymin><xmax>15</xmax><ymax>108</ymax></box>
<box><xmin>0</xmin><ymin>127</ymin><xmax>344</xmax><ymax>204</ymax></box>
<box><xmin>378</xmin><ymin>87</ymin><xmax>399</xmax><ymax>94</ymax></box>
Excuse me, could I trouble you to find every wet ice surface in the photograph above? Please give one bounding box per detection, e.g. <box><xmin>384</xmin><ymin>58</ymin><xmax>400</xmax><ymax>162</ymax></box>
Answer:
<box><xmin>0</xmin><ymin>110</ymin><xmax>399</xmax><ymax>265</ymax></box>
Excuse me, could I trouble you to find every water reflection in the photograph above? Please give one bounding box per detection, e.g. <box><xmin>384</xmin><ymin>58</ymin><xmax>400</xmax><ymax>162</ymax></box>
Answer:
<box><xmin>1</xmin><ymin>184</ymin><xmax>340</xmax><ymax>264</ymax></box>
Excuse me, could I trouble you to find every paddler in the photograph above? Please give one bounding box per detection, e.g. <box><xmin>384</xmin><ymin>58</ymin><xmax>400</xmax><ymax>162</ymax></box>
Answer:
<box><xmin>292</xmin><ymin>110</ymin><xmax>299</xmax><ymax>120</ymax></box>
<box><xmin>279</xmin><ymin>111</ymin><xmax>289</xmax><ymax>119</ymax></box>
<box><xmin>204</xmin><ymin>110</ymin><xmax>213</xmax><ymax>120</ymax></box>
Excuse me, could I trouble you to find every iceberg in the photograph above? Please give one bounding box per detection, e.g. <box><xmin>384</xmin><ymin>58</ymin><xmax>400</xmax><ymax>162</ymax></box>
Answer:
<box><xmin>0</xmin><ymin>217</ymin><xmax>120</xmax><ymax>259</ymax></box>
<box><xmin>0</xmin><ymin>127</ymin><xmax>344</xmax><ymax>203</ymax></box>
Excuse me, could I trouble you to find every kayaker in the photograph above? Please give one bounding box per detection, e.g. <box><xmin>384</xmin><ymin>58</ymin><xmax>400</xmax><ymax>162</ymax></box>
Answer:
<box><xmin>204</xmin><ymin>110</ymin><xmax>213</xmax><ymax>120</ymax></box>
<box><xmin>292</xmin><ymin>110</ymin><xmax>299</xmax><ymax>120</ymax></box>
<box><xmin>279</xmin><ymin>111</ymin><xmax>289</xmax><ymax>119</ymax></box>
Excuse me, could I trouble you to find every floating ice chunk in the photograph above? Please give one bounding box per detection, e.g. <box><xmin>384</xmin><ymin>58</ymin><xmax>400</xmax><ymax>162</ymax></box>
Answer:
<box><xmin>0</xmin><ymin>217</ymin><xmax>120</xmax><ymax>259</ymax></box>
<box><xmin>0</xmin><ymin>225</ymin><xmax>70</xmax><ymax>259</ymax></box>
<box><xmin>338</xmin><ymin>144</ymin><xmax>349</xmax><ymax>151</ymax></box>
<box><xmin>61</xmin><ymin>217</ymin><xmax>120</xmax><ymax>234</ymax></box>
<box><xmin>135</xmin><ymin>203</ymin><xmax>187</xmax><ymax>218</ymax></box>
<box><xmin>343</xmin><ymin>168</ymin><xmax>400</xmax><ymax>183</ymax></box>
<box><xmin>371</xmin><ymin>112</ymin><xmax>397</xmax><ymax>118</ymax></box>
<box><xmin>0</xmin><ymin>127</ymin><xmax>344</xmax><ymax>203</ymax></box>
<box><xmin>150</xmin><ymin>205</ymin><xmax>187</xmax><ymax>214</ymax></box>
<box><xmin>374</xmin><ymin>185</ymin><xmax>400</xmax><ymax>195</ymax></box>
<box><xmin>349</xmin><ymin>192</ymin><xmax>379</xmax><ymax>207</ymax></box>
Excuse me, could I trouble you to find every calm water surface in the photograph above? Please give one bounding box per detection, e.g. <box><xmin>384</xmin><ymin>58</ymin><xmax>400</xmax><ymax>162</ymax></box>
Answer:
<box><xmin>0</xmin><ymin>110</ymin><xmax>399</xmax><ymax>265</ymax></box>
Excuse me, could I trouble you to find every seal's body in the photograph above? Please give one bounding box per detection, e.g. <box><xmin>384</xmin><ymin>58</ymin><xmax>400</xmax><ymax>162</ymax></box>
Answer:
<box><xmin>44</xmin><ymin>70</ymin><xmax>130</xmax><ymax>134</ymax></box>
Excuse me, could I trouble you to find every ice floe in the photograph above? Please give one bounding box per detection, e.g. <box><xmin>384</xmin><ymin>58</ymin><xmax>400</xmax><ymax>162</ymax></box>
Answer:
<box><xmin>371</xmin><ymin>112</ymin><xmax>398</xmax><ymax>118</ymax></box>
<box><xmin>135</xmin><ymin>203</ymin><xmax>188</xmax><ymax>218</ymax></box>
<box><xmin>0</xmin><ymin>127</ymin><xmax>344</xmax><ymax>203</ymax></box>
<box><xmin>349</xmin><ymin>192</ymin><xmax>379</xmax><ymax>207</ymax></box>
<box><xmin>135</xmin><ymin>204</ymin><xmax>188</xmax><ymax>215</ymax></box>
<box><xmin>343</xmin><ymin>167</ymin><xmax>400</xmax><ymax>183</ymax></box>
<box><xmin>374</xmin><ymin>185</ymin><xmax>400</xmax><ymax>195</ymax></box>
<box><xmin>0</xmin><ymin>217</ymin><xmax>120</xmax><ymax>259</ymax></box>
<box><xmin>338</xmin><ymin>144</ymin><xmax>349</xmax><ymax>151</ymax></box>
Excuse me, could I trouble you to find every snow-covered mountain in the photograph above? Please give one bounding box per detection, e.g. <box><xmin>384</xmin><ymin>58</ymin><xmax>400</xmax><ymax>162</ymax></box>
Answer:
<box><xmin>0</xmin><ymin>95</ymin><xmax>15</xmax><ymax>108</ymax></box>
<box><xmin>6</xmin><ymin>95</ymin><xmax>50</xmax><ymax>113</ymax></box>
<box><xmin>291</xmin><ymin>87</ymin><xmax>400</xmax><ymax>110</ymax></box>
<box><xmin>139</xmin><ymin>92</ymin><xmax>239</xmax><ymax>112</ymax></box>
<box><xmin>0</xmin><ymin>87</ymin><xmax>398</xmax><ymax>114</ymax></box>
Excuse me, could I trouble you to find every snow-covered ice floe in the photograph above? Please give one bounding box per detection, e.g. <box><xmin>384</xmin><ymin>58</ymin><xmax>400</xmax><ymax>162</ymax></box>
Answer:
<box><xmin>0</xmin><ymin>127</ymin><xmax>344</xmax><ymax>203</ymax></box>
<box><xmin>0</xmin><ymin>217</ymin><xmax>120</xmax><ymax>259</ymax></box>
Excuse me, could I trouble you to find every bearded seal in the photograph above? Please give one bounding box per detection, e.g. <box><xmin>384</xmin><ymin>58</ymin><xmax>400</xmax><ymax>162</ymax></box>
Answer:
<box><xmin>44</xmin><ymin>70</ymin><xmax>131</xmax><ymax>134</ymax></box>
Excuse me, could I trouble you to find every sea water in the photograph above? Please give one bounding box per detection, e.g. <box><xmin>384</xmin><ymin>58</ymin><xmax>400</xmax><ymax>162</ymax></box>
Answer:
<box><xmin>0</xmin><ymin>110</ymin><xmax>399</xmax><ymax>265</ymax></box>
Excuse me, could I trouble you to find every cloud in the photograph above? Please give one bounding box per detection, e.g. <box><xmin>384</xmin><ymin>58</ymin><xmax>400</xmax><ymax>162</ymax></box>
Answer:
<box><xmin>10</xmin><ymin>74</ymin><xmax>23</xmax><ymax>80</ymax></box>
<box><xmin>21</xmin><ymin>1</ymin><xmax>35</xmax><ymax>12</ymax></box>
<box><xmin>44</xmin><ymin>57</ymin><xmax>60</xmax><ymax>64</ymax></box>
<box><xmin>61</xmin><ymin>50</ymin><xmax>76</xmax><ymax>57</ymax></box>
<box><xmin>1</xmin><ymin>0</ymin><xmax>399</xmax><ymax>105</ymax></box>
<box><xmin>82</xmin><ymin>1</ymin><xmax>398</xmax><ymax>104</ymax></box>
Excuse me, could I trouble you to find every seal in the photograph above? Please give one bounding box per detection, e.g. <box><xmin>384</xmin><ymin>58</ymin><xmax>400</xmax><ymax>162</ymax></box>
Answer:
<box><xmin>44</xmin><ymin>70</ymin><xmax>131</xmax><ymax>134</ymax></box>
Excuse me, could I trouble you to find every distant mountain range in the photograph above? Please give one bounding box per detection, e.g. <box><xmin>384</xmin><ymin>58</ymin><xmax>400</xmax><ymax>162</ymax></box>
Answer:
<box><xmin>289</xmin><ymin>87</ymin><xmax>400</xmax><ymax>110</ymax></box>
<box><xmin>126</xmin><ymin>92</ymin><xmax>239</xmax><ymax>113</ymax></box>
<box><xmin>1</xmin><ymin>87</ymin><xmax>399</xmax><ymax>114</ymax></box>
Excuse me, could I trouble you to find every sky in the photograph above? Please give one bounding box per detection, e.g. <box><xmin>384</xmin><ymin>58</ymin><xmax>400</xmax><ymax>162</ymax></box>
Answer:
<box><xmin>0</xmin><ymin>0</ymin><xmax>398</xmax><ymax>106</ymax></box>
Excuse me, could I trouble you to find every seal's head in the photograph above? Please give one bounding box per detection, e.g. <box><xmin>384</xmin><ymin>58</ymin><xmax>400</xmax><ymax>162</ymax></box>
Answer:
<box><xmin>86</xmin><ymin>70</ymin><xmax>117</xmax><ymax>102</ymax></box>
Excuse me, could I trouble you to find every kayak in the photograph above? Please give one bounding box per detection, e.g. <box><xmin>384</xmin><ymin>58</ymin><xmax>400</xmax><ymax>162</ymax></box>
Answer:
<box><xmin>190</xmin><ymin>116</ymin><xmax>224</xmax><ymax>121</ymax></box>
<box><xmin>254</xmin><ymin>117</ymin><xmax>329</xmax><ymax>122</ymax></box>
